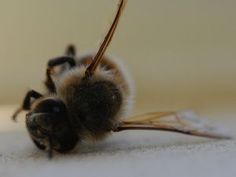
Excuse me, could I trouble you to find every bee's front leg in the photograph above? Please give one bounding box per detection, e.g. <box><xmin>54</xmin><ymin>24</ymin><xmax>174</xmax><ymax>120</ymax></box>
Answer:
<box><xmin>12</xmin><ymin>90</ymin><xmax>42</xmax><ymax>121</ymax></box>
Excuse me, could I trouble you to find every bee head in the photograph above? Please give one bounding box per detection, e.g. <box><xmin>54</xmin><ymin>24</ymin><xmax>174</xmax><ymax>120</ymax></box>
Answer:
<box><xmin>31</xmin><ymin>98</ymin><xmax>67</xmax><ymax>122</ymax></box>
<box><xmin>26</xmin><ymin>98</ymin><xmax>78</xmax><ymax>157</ymax></box>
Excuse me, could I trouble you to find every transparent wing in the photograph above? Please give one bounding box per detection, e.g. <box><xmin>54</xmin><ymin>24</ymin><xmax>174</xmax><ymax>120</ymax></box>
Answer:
<box><xmin>113</xmin><ymin>110</ymin><xmax>232</xmax><ymax>139</ymax></box>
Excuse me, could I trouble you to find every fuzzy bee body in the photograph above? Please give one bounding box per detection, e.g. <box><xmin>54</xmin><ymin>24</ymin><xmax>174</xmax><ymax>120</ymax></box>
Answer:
<box><xmin>53</xmin><ymin>54</ymin><xmax>133</xmax><ymax>141</ymax></box>
<box><xmin>25</xmin><ymin>53</ymin><xmax>134</xmax><ymax>154</ymax></box>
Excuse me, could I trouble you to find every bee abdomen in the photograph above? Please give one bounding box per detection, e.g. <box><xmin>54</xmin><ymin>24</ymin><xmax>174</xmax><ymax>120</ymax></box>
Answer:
<box><xmin>66</xmin><ymin>80</ymin><xmax>122</xmax><ymax>140</ymax></box>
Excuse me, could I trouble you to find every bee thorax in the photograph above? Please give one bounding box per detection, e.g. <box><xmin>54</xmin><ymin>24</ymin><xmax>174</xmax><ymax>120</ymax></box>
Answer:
<box><xmin>59</xmin><ymin>79</ymin><xmax>123</xmax><ymax>140</ymax></box>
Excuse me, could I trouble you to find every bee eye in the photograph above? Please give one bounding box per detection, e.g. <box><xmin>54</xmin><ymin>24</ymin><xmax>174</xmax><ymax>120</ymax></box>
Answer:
<box><xmin>53</xmin><ymin>106</ymin><xmax>60</xmax><ymax>113</ymax></box>
<box><xmin>33</xmin><ymin>98</ymin><xmax>67</xmax><ymax>115</ymax></box>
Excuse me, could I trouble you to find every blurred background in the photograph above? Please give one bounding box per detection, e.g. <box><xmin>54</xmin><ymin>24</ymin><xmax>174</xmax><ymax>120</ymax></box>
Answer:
<box><xmin>0</xmin><ymin>0</ymin><xmax>235</xmax><ymax>114</ymax></box>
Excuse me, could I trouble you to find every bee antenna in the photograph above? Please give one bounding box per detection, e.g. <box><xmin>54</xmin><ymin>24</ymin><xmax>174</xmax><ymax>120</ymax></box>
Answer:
<box><xmin>48</xmin><ymin>137</ymin><xmax>53</xmax><ymax>159</ymax></box>
<box><xmin>85</xmin><ymin>0</ymin><xmax>127</xmax><ymax>78</ymax></box>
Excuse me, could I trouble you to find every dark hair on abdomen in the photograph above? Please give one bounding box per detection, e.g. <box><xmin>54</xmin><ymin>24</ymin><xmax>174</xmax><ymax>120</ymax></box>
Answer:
<box><xmin>67</xmin><ymin>80</ymin><xmax>122</xmax><ymax>137</ymax></box>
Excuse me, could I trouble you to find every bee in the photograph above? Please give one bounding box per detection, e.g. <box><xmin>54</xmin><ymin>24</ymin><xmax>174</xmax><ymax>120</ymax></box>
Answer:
<box><xmin>12</xmin><ymin>0</ymin><xmax>231</xmax><ymax>158</ymax></box>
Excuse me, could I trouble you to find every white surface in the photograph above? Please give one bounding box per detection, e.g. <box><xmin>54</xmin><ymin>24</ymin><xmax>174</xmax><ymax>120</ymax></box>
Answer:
<box><xmin>0</xmin><ymin>106</ymin><xmax>236</xmax><ymax>177</ymax></box>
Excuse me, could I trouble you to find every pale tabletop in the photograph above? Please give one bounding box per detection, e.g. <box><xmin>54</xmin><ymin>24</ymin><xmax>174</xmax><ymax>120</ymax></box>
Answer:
<box><xmin>0</xmin><ymin>105</ymin><xmax>236</xmax><ymax>177</ymax></box>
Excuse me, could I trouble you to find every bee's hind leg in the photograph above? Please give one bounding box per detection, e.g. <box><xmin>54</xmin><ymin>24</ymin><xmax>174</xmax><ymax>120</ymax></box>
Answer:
<box><xmin>12</xmin><ymin>90</ymin><xmax>42</xmax><ymax>121</ymax></box>
<box><xmin>65</xmin><ymin>44</ymin><xmax>76</xmax><ymax>57</ymax></box>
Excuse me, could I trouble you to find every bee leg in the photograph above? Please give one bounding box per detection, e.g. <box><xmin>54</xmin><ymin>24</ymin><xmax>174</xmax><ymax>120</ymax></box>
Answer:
<box><xmin>45</xmin><ymin>56</ymin><xmax>76</xmax><ymax>93</ymax></box>
<box><xmin>65</xmin><ymin>44</ymin><xmax>76</xmax><ymax>57</ymax></box>
<box><xmin>12</xmin><ymin>90</ymin><xmax>43</xmax><ymax>121</ymax></box>
<box><xmin>47</xmin><ymin>56</ymin><xmax>76</xmax><ymax>69</ymax></box>
<box><xmin>45</xmin><ymin>68</ymin><xmax>57</xmax><ymax>93</ymax></box>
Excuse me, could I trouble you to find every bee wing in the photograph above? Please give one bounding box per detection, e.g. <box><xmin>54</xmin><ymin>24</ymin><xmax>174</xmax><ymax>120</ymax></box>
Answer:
<box><xmin>114</xmin><ymin>110</ymin><xmax>232</xmax><ymax>139</ymax></box>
